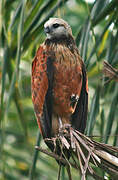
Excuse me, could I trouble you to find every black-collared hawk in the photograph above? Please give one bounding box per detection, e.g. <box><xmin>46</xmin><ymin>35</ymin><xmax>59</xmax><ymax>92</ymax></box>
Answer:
<box><xmin>32</xmin><ymin>18</ymin><xmax>88</xmax><ymax>150</ymax></box>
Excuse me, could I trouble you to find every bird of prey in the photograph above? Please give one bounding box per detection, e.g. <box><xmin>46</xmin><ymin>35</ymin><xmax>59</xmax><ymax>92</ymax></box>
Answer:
<box><xmin>32</xmin><ymin>17</ymin><xmax>88</xmax><ymax>150</ymax></box>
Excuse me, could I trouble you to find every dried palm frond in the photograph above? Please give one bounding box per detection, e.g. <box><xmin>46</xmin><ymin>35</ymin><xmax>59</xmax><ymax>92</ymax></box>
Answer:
<box><xmin>36</xmin><ymin>126</ymin><xmax>118</xmax><ymax>180</ymax></box>
<box><xmin>103</xmin><ymin>61</ymin><xmax>118</xmax><ymax>83</ymax></box>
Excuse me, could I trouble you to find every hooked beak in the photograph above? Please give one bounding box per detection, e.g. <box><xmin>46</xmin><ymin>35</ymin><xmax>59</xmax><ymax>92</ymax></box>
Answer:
<box><xmin>44</xmin><ymin>26</ymin><xmax>50</xmax><ymax>33</ymax></box>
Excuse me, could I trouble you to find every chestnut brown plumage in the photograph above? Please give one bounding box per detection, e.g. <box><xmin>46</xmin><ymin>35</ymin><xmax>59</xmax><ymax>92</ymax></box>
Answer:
<box><xmin>32</xmin><ymin>18</ymin><xmax>88</xmax><ymax>157</ymax></box>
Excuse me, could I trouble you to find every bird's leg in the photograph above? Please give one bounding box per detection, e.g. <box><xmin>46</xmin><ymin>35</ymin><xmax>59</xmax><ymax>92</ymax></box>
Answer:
<box><xmin>58</xmin><ymin>117</ymin><xmax>63</xmax><ymax>129</ymax></box>
<box><xmin>58</xmin><ymin>117</ymin><xmax>64</xmax><ymax>135</ymax></box>
<box><xmin>58</xmin><ymin>117</ymin><xmax>71</xmax><ymax>135</ymax></box>
<box><xmin>58</xmin><ymin>117</ymin><xmax>71</xmax><ymax>132</ymax></box>
<box><xmin>63</xmin><ymin>123</ymin><xmax>71</xmax><ymax>130</ymax></box>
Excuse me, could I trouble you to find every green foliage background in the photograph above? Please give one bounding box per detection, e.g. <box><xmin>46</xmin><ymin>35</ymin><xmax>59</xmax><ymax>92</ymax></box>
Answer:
<box><xmin>0</xmin><ymin>0</ymin><xmax>118</xmax><ymax>179</ymax></box>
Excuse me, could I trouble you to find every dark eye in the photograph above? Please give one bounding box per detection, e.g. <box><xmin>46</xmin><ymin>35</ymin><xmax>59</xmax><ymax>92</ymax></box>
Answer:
<box><xmin>53</xmin><ymin>23</ymin><xmax>60</xmax><ymax>28</ymax></box>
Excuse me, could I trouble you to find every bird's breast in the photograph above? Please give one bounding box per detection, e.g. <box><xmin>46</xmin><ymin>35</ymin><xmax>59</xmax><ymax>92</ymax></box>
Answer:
<box><xmin>52</xmin><ymin>45</ymin><xmax>82</xmax><ymax>118</ymax></box>
<box><xmin>45</xmin><ymin>43</ymin><xmax>83</xmax><ymax>135</ymax></box>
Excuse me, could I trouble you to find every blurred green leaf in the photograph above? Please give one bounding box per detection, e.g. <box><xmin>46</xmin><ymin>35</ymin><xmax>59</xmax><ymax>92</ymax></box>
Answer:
<box><xmin>79</xmin><ymin>19</ymin><xmax>91</xmax><ymax>62</ymax></box>
<box><xmin>113</xmin><ymin>123</ymin><xmax>118</xmax><ymax>146</ymax></box>
<box><xmin>6</xmin><ymin>0</ymin><xmax>26</xmax><ymax>113</ymax></box>
<box><xmin>0</xmin><ymin>46</ymin><xmax>8</xmax><ymax>113</ymax></box>
<box><xmin>61</xmin><ymin>166</ymin><xmax>65</xmax><ymax>180</ymax></box>
<box><xmin>86</xmin><ymin>15</ymin><xmax>113</xmax><ymax>68</ymax></box>
<box><xmin>92</xmin><ymin>0</ymin><xmax>118</xmax><ymax>26</ymax></box>
<box><xmin>29</xmin><ymin>131</ymin><xmax>41</xmax><ymax>180</ymax></box>
<box><xmin>8</xmin><ymin>2</ymin><xmax>22</xmax><ymax>31</ymax></box>
<box><xmin>90</xmin><ymin>0</ymin><xmax>109</xmax><ymax>20</ymax></box>
<box><xmin>106</xmin><ymin>30</ymin><xmax>118</xmax><ymax>64</ymax></box>
<box><xmin>23</xmin><ymin>0</ymin><xmax>56</xmax><ymax>38</ymax></box>
<box><xmin>23</xmin><ymin>0</ymin><xmax>68</xmax><ymax>51</ymax></box>
<box><xmin>104</xmin><ymin>85</ymin><xmax>118</xmax><ymax>144</ymax></box>
<box><xmin>87</xmin><ymin>87</ymin><xmax>100</xmax><ymax>135</ymax></box>
<box><xmin>100</xmin><ymin>108</ymin><xmax>105</xmax><ymax>142</ymax></box>
<box><xmin>23</xmin><ymin>0</ymin><xmax>43</xmax><ymax>32</ymax></box>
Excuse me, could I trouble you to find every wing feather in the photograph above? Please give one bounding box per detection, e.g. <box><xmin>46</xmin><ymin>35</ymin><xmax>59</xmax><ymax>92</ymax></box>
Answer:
<box><xmin>71</xmin><ymin>63</ymin><xmax>88</xmax><ymax>133</ymax></box>
<box><xmin>32</xmin><ymin>45</ymin><xmax>54</xmax><ymax>138</ymax></box>
<box><xmin>32</xmin><ymin>46</ymin><xmax>49</xmax><ymax>136</ymax></box>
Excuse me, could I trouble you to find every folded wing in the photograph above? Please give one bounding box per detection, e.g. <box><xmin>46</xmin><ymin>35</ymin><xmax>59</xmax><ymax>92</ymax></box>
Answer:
<box><xmin>32</xmin><ymin>46</ymin><xmax>54</xmax><ymax>138</ymax></box>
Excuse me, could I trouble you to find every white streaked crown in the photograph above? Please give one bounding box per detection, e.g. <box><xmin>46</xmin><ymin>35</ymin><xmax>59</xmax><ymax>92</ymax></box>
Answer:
<box><xmin>44</xmin><ymin>18</ymin><xmax>72</xmax><ymax>39</ymax></box>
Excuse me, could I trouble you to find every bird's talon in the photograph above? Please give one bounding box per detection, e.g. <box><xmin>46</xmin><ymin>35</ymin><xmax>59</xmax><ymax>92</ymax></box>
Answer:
<box><xmin>63</xmin><ymin>123</ymin><xmax>71</xmax><ymax>129</ymax></box>
<box><xmin>58</xmin><ymin>123</ymin><xmax>71</xmax><ymax>136</ymax></box>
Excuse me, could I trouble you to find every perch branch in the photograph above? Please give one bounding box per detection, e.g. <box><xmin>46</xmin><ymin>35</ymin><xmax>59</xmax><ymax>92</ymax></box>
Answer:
<box><xmin>35</xmin><ymin>127</ymin><xmax>118</xmax><ymax>180</ymax></box>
